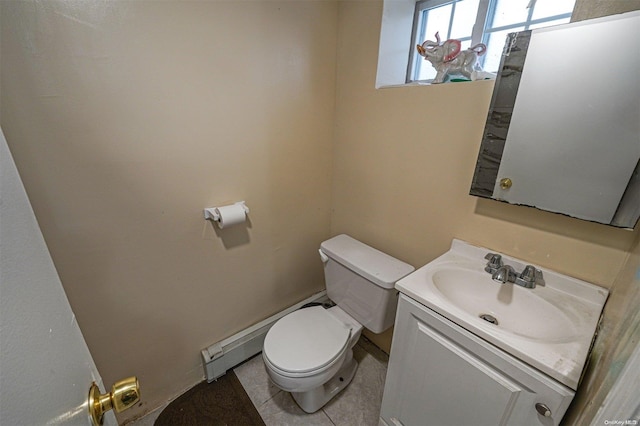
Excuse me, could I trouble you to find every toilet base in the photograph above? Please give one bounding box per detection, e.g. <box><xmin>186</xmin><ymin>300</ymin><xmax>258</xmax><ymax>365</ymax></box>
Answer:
<box><xmin>291</xmin><ymin>351</ymin><xmax>359</xmax><ymax>413</ymax></box>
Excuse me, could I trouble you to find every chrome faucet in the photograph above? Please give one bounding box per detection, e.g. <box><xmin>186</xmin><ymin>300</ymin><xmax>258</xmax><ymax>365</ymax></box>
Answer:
<box><xmin>492</xmin><ymin>265</ymin><xmax>516</xmax><ymax>284</ymax></box>
<box><xmin>484</xmin><ymin>253</ymin><xmax>545</xmax><ymax>288</ymax></box>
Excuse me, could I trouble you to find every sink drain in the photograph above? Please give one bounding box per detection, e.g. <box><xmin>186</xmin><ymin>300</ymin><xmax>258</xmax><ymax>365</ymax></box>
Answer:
<box><xmin>480</xmin><ymin>313</ymin><xmax>498</xmax><ymax>325</ymax></box>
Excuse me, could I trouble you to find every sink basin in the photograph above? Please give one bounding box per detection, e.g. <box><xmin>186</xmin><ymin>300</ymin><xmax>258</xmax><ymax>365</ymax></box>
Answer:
<box><xmin>395</xmin><ymin>239</ymin><xmax>608</xmax><ymax>390</ymax></box>
<box><xmin>430</xmin><ymin>267</ymin><xmax>578</xmax><ymax>341</ymax></box>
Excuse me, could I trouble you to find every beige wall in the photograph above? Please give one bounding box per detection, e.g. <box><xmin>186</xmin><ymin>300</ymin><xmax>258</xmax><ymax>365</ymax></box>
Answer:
<box><xmin>332</xmin><ymin>0</ymin><xmax>638</xmax><ymax>352</ymax></box>
<box><xmin>2</xmin><ymin>0</ymin><xmax>639</xmax><ymax>423</ymax></box>
<box><xmin>1</xmin><ymin>1</ymin><xmax>337</xmax><ymax>420</ymax></box>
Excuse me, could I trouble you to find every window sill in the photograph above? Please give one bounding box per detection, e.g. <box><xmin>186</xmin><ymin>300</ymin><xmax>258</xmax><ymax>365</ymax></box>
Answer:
<box><xmin>377</xmin><ymin>75</ymin><xmax>496</xmax><ymax>89</ymax></box>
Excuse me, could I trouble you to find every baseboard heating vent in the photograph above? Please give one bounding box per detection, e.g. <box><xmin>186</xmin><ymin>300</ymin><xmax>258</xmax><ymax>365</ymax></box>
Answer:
<box><xmin>201</xmin><ymin>290</ymin><xmax>328</xmax><ymax>382</ymax></box>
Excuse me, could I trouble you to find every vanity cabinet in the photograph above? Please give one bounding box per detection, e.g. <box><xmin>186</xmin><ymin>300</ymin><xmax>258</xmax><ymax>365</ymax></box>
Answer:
<box><xmin>380</xmin><ymin>295</ymin><xmax>574</xmax><ymax>426</ymax></box>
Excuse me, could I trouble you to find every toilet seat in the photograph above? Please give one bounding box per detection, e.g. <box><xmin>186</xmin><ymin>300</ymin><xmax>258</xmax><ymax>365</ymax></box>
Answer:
<box><xmin>263</xmin><ymin>306</ymin><xmax>352</xmax><ymax>376</ymax></box>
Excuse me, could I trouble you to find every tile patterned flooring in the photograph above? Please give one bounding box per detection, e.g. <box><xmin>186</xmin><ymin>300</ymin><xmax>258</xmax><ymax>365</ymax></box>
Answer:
<box><xmin>130</xmin><ymin>337</ymin><xmax>389</xmax><ymax>426</ymax></box>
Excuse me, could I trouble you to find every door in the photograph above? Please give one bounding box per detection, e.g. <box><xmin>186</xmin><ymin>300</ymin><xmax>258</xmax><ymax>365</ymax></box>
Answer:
<box><xmin>382</xmin><ymin>300</ymin><xmax>530</xmax><ymax>425</ymax></box>
<box><xmin>380</xmin><ymin>295</ymin><xmax>574</xmax><ymax>426</ymax></box>
<box><xmin>492</xmin><ymin>15</ymin><xmax>640</xmax><ymax>224</ymax></box>
<box><xmin>0</xmin><ymin>128</ymin><xmax>117</xmax><ymax>425</ymax></box>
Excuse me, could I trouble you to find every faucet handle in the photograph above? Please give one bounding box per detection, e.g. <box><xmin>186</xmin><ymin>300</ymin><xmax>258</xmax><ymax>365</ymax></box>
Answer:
<box><xmin>517</xmin><ymin>265</ymin><xmax>545</xmax><ymax>288</ymax></box>
<box><xmin>484</xmin><ymin>253</ymin><xmax>503</xmax><ymax>273</ymax></box>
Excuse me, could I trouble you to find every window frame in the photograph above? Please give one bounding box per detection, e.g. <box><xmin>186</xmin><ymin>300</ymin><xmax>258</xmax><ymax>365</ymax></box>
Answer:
<box><xmin>407</xmin><ymin>0</ymin><xmax>573</xmax><ymax>83</ymax></box>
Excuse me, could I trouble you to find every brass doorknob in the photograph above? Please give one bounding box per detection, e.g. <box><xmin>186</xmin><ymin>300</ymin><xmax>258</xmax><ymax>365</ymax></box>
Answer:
<box><xmin>89</xmin><ymin>376</ymin><xmax>140</xmax><ymax>425</ymax></box>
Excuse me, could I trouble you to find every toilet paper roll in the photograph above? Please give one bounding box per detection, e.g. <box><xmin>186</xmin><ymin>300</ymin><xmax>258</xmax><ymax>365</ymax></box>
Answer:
<box><xmin>214</xmin><ymin>204</ymin><xmax>247</xmax><ymax>229</ymax></box>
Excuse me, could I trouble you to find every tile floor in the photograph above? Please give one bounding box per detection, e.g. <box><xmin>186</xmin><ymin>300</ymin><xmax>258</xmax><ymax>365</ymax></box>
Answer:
<box><xmin>129</xmin><ymin>337</ymin><xmax>389</xmax><ymax>426</ymax></box>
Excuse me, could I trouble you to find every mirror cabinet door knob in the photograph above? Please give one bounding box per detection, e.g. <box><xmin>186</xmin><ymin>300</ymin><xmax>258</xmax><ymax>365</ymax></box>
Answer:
<box><xmin>499</xmin><ymin>178</ymin><xmax>513</xmax><ymax>189</ymax></box>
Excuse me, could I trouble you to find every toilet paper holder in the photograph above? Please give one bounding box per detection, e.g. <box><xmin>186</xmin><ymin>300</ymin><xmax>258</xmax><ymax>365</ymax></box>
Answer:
<box><xmin>203</xmin><ymin>201</ymin><xmax>249</xmax><ymax>224</ymax></box>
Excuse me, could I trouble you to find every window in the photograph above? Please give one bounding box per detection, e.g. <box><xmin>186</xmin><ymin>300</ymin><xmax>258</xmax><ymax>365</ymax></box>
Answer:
<box><xmin>408</xmin><ymin>0</ymin><xmax>575</xmax><ymax>82</ymax></box>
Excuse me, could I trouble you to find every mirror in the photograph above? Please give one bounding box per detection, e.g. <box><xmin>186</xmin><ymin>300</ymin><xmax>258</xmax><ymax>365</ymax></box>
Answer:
<box><xmin>470</xmin><ymin>11</ymin><xmax>640</xmax><ymax>229</ymax></box>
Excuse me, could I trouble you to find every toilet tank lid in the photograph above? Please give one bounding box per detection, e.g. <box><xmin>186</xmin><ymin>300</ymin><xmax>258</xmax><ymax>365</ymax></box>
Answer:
<box><xmin>320</xmin><ymin>234</ymin><xmax>415</xmax><ymax>289</ymax></box>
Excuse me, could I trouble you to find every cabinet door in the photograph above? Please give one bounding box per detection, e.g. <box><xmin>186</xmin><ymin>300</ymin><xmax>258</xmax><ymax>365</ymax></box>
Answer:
<box><xmin>380</xmin><ymin>295</ymin><xmax>573</xmax><ymax>426</ymax></box>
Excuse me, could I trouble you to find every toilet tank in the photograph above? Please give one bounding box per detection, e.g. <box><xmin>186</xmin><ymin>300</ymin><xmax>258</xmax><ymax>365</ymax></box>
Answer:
<box><xmin>319</xmin><ymin>234</ymin><xmax>414</xmax><ymax>333</ymax></box>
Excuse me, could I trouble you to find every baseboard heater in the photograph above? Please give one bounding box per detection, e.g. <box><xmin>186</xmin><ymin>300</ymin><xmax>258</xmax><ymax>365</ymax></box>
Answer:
<box><xmin>201</xmin><ymin>290</ymin><xmax>328</xmax><ymax>382</ymax></box>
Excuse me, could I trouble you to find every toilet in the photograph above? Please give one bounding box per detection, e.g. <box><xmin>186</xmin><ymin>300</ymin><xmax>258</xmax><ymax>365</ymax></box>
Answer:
<box><xmin>262</xmin><ymin>234</ymin><xmax>414</xmax><ymax>413</ymax></box>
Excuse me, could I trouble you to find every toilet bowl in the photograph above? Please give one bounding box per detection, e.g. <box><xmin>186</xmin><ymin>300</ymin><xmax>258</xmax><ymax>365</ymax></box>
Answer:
<box><xmin>263</xmin><ymin>305</ymin><xmax>363</xmax><ymax>412</ymax></box>
<box><xmin>262</xmin><ymin>234</ymin><xmax>414</xmax><ymax>413</ymax></box>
